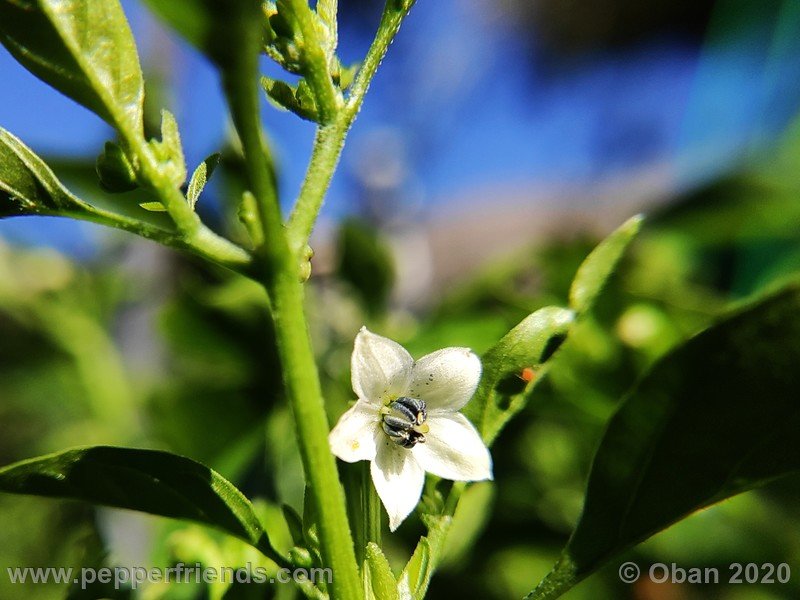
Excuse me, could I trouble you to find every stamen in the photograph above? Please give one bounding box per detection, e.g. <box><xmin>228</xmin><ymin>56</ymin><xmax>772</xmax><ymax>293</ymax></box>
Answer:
<box><xmin>381</xmin><ymin>396</ymin><xmax>428</xmax><ymax>448</ymax></box>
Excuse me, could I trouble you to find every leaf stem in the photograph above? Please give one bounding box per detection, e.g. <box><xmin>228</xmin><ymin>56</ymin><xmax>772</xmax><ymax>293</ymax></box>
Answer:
<box><xmin>364</xmin><ymin>464</ymin><xmax>382</xmax><ymax>551</ymax></box>
<box><xmin>286</xmin><ymin>0</ymin><xmax>417</xmax><ymax>251</ymax></box>
<box><xmin>57</xmin><ymin>200</ymin><xmax>254</xmax><ymax>275</ymax></box>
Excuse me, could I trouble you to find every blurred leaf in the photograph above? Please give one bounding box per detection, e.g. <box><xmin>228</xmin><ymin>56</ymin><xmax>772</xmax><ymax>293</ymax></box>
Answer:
<box><xmin>464</xmin><ymin>306</ymin><xmax>575</xmax><ymax>444</ymax></box>
<box><xmin>569</xmin><ymin>215</ymin><xmax>643</xmax><ymax>315</ymax></box>
<box><xmin>365</xmin><ymin>542</ymin><xmax>398</xmax><ymax>600</ymax></box>
<box><xmin>0</xmin><ymin>127</ymin><xmax>75</xmax><ymax>216</ymax></box>
<box><xmin>143</xmin><ymin>0</ymin><xmax>260</xmax><ymax>70</ymax></box>
<box><xmin>0</xmin><ymin>0</ymin><xmax>144</xmax><ymax>133</ymax></box>
<box><xmin>439</xmin><ymin>482</ymin><xmax>495</xmax><ymax>569</ymax></box>
<box><xmin>336</xmin><ymin>219</ymin><xmax>395</xmax><ymax>317</ymax></box>
<box><xmin>0</xmin><ymin>446</ymin><xmax>284</xmax><ymax>563</ymax></box>
<box><xmin>187</xmin><ymin>153</ymin><xmax>221</xmax><ymax>209</ymax></box>
<box><xmin>653</xmin><ymin>176</ymin><xmax>800</xmax><ymax>245</ymax></box>
<box><xmin>529</xmin><ymin>282</ymin><xmax>800</xmax><ymax>599</ymax></box>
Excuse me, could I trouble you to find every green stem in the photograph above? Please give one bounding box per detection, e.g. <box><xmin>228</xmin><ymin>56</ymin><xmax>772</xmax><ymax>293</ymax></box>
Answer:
<box><xmin>363</xmin><ymin>463</ymin><xmax>382</xmax><ymax>552</ymax></box>
<box><xmin>286</xmin><ymin>0</ymin><xmax>417</xmax><ymax>251</ymax></box>
<box><xmin>443</xmin><ymin>481</ymin><xmax>465</xmax><ymax>516</ymax></box>
<box><xmin>223</xmin><ymin>20</ymin><xmax>362</xmax><ymax>600</ymax></box>
<box><xmin>346</xmin><ymin>462</ymin><xmax>382</xmax><ymax>566</ymax></box>
<box><xmin>287</xmin><ymin>121</ymin><xmax>349</xmax><ymax>252</ymax></box>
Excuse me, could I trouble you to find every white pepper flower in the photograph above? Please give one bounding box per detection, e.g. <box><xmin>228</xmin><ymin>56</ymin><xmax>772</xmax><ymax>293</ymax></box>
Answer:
<box><xmin>329</xmin><ymin>327</ymin><xmax>493</xmax><ymax>531</ymax></box>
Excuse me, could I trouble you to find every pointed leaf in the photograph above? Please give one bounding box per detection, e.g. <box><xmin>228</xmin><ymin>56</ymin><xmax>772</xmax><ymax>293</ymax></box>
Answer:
<box><xmin>398</xmin><ymin>538</ymin><xmax>431</xmax><ymax>600</ymax></box>
<box><xmin>569</xmin><ymin>215</ymin><xmax>643</xmax><ymax>315</ymax></box>
<box><xmin>0</xmin><ymin>446</ymin><xmax>283</xmax><ymax>563</ymax></box>
<box><xmin>139</xmin><ymin>201</ymin><xmax>168</xmax><ymax>212</ymax></box>
<box><xmin>187</xmin><ymin>153</ymin><xmax>221</xmax><ymax>208</ymax></box>
<box><xmin>529</xmin><ymin>282</ymin><xmax>800</xmax><ymax>599</ymax></box>
<box><xmin>365</xmin><ymin>543</ymin><xmax>398</xmax><ymax>600</ymax></box>
<box><xmin>0</xmin><ymin>0</ymin><xmax>144</xmax><ymax>133</ymax></box>
<box><xmin>0</xmin><ymin>127</ymin><xmax>75</xmax><ymax>216</ymax></box>
<box><xmin>464</xmin><ymin>306</ymin><xmax>575</xmax><ymax>444</ymax></box>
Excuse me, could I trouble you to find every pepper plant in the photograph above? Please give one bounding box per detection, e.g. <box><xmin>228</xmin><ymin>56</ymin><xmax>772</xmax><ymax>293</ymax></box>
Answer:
<box><xmin>2</xmin><ymin>1</ymin><xmax>800</xmax><ymax>599</ymax></box>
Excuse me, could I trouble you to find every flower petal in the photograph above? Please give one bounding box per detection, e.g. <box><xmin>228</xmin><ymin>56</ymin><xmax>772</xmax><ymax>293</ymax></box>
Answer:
<box><xmin>408</xmin><ymin>347</ymin><xmax>481</xmax><ymax>413</ymax></box>
<box><xmin>329</xmin><ymin>401</ymin><xmax>379</xmax><ymax>463</ymax></box>
<box><xmin>352</xmin><ymin>327</ymin><xmax>413</xmax><ymax>405</ymax></box>
<box><xmin>371</xmin><ymin>440</ymin><xmax>425</xmax><ymax>531</ymax></box>
<box><xmin>412</xmin><ymin>413</ymin><xmax>492</xmax><ymax>481</ymax></box>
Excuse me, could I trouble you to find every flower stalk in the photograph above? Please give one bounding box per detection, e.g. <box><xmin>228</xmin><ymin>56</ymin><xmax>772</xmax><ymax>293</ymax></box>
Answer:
<box><xmin>286</xmin><ymin>0</ymin><xmax>418</xmax><ymax>252</ymax></box>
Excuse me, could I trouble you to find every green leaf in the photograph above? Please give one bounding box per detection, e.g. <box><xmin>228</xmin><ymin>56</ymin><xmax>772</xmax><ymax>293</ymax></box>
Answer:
<box><xmin>0</xmin><ymin>446</ymin><xmax>284</xmax><ymax>564</ymax></box>
<box><xmin>262</xmin><ymin>4</ymin><xmax>303</xmax><ymax>74</ymax></box>
<box><xmin>0</xmin><ymin>127</ymin><xmax>75</xmax><ymax>216</ymax></box>
<box><xmin>529</xmin><ymin>282</ymin><xmax>800</xmax><ymax>599</ymax></box>
<box><xmin>187</xmin><ymin>153</ymin><xmax>221</xmax><ymax>209</ymax></box>
<box><xmin>0</xmin><ymin>0</ymin><xmax>144</xmax><ymax>133</ymax></box>
<box><xmin>260</xmin><ymin>76</ymin><xmax>319</xmax><ymax>122</ymax></box>
<box><xmin>365</xmin><ymin>542</ymin><xmax>398</xmax><ymax>600</ymax></box>
<box><xmin>464</xmin><ymin>306</ymin><xmax>575</xmax><ymax>444</ymax></box>
<box><xmin>139</xmin><ymin>201</ymin><xmax>168</xmax><ymax>212</ymax></box>
<box><xmin>568</xmin><ymin>214</ymin><xmax>643</xmax><ymax>315</ymax></box>
<box><xmin>143</xmin><ymin>0</ymin><xmax>260</xmax><ymax>70</ymax></box>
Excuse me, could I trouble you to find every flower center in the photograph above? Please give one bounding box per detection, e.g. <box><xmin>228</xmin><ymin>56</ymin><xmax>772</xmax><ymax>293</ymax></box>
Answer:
<box><xmin>381</xmin><ymin>396</ymin><xmax>429</xmax><ymax>448</ymax></box>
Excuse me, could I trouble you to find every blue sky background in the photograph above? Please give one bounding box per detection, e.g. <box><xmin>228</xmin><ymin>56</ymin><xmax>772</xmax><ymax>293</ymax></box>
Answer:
<box><xmin>2</xmin><ymin>0</ymin><xmax>800</xmax><ymax>255</ymax></box>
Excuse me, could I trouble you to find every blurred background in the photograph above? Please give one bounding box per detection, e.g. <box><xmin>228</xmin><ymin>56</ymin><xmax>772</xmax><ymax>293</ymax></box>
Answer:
<box><xmin>3</xmin><ymin>0</ymin><xmax>800</xmax><ymax>598</ymax></box>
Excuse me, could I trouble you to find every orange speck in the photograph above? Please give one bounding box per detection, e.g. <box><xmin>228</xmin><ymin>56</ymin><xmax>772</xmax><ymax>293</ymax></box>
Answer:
<box><xmin>520</xmin><ymin>367</ymin><xmax>536</xmax><ymax>383</ymax></box>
